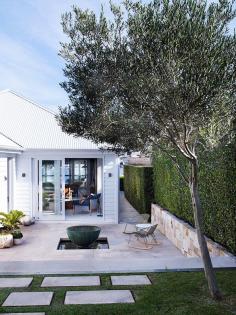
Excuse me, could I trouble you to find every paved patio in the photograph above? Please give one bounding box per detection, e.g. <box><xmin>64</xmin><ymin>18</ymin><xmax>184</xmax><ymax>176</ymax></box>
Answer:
<box><xmin>0</xmin><ymin>193</ymin><xmax>235</xmax><ymax>274</ymax></box>
<box><xmin>0</xmin><ymin>221</ymin><xmax>235</xmax><ymax>274</ymax></box>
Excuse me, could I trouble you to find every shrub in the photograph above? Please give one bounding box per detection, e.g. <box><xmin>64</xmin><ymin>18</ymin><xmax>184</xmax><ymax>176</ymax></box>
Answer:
<box><xmin>12</xmin><ymin>229</ymin><xmax>23</xmax><ymax>239</ymax></box>
<box><xmin>124</xmin><ymin>165</ymin><xmax>153</xmax><ymax>214</ymax></box>
<box><xmin>153</xmin><ymin>143</ymin><xmax>236</xmax><ymax>254</ymax></box>
<box><xmin>0</xmin><ymin>210</ymin><xmax>24</xmax><ymax>233</ymax></box>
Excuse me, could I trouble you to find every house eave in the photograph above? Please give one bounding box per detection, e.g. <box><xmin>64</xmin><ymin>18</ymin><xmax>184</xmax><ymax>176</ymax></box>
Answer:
<box><xmin>0</xmin><ymin>146</ymin><xmax>23</xmax><ymax>154</ymax></box>
<box><xmin>23</xmin><ymin>148</ymin><xmax>116</xmax><ymax>154</ymax></box>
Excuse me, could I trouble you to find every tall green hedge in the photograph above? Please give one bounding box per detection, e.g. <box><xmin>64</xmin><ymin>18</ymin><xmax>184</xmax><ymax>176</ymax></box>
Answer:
<box><xmin>153</xmin><ymin>143</ymin><xmax>236</xmax><ymax>254</ymax></box>
<box><xmin>124</xmin><ymin>165</ymin><xmax>153</xmax><ymax>214</ymax></box>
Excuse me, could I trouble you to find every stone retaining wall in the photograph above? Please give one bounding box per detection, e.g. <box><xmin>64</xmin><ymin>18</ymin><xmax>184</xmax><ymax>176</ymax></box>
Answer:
<box><xmin>151</xmin><ymin>203</ymin><xmax>232</xmax><ymax>257</ymax></box>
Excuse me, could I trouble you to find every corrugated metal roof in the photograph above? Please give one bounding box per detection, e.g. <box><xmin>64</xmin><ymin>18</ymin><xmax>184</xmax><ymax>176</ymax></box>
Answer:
<box><xmin>0</xmin><ymin>90</ymin><xmax>100</xmax><ymax>150</ymax></box>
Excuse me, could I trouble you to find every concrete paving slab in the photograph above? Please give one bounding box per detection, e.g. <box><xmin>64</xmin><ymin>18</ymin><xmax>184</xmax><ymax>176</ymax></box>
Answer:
<box><xmin>111</xmin><ymin>275</ymin><xmax>151</xmax><ymax>285</ymax></box>
<box><xmin>0</xmin><ymin>277</ymin><xmax>33</xmax><ymax>287</ymax></box>
<box><xmin>2</xmin><ymin>313</ymin><xmax>45</xmax><ymax>315</ymax></box>
<box><xmin>0</xmin><ymin>255</ymin><xmax>235</xmax><ymax>275</ymax></box>
<box><xmin>65</xmin><ymin>290</ymin><xmax>135</xmax><ymax>304</ymax></box>
<box><xmin>2</xmin><ymin>292</ymin><xmax>53</xmax><ymax>307</ymax></box>
<box><xmin>41</xmin><ymin>276</ymin><xmax>100</xmax><ymax>287</ymax></box>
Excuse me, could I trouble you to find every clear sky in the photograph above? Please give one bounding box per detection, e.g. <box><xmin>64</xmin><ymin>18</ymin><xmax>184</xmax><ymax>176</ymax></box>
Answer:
<box><xmin>0</xmin><ymin>0</ymin><xmax>235</xmax><ymax>111</ymax></box>
<box><xmin>0</xmin><ymin>0</ymin><xmax>112</xmax><ymax>111</ymax></box>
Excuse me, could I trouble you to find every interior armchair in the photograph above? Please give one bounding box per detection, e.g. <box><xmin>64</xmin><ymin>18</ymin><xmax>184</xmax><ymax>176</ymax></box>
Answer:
<box><xmin>72</xmin><ymin>192</ymin><xmax>101</xmax><ymax>215</ymax></box>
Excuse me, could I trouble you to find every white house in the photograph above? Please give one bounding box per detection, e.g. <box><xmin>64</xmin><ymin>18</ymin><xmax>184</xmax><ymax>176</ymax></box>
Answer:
<box><xmin>0</xmin><ymin>90</ymin><xmax>119</xmax><ymax>223</ymax></box>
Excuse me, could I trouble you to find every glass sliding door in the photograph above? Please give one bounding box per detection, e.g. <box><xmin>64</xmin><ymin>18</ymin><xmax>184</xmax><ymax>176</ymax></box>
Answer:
<box><xmin>39</xmin><ymin>159</ymin><xmax>65</xmax><ymax>220</ymax></box>
<box><xmin>64</xmin><ymin>159</ymin><xmax>97</xmax><ymax>198</ymax></box>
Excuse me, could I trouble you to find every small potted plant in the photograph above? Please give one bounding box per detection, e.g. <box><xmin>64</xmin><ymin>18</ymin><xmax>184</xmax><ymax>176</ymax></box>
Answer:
<box><xmin>12</xmin><ymin>229</ymin><xmax>23</xmax><ymax>245</ymax></box>
<box><xmin>0</xmin><ymin>210</ymin><xmax>24</xmax><ymax>247</ymax></box>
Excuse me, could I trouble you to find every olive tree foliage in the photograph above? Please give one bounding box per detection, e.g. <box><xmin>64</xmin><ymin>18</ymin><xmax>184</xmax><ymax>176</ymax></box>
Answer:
<box><xmin>58</xmin><ymin>0</ymin><xmax>236</xmax><ymax>299</ymax></box>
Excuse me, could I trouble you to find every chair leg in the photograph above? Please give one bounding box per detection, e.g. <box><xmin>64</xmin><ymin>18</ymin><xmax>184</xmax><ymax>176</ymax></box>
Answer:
<box><xmin>143</xmin><ymin>236</ymin><xmax>148</xmax><ymax>248</ymax></box>
<box><xmin>152</xmin><ymin>234</ymin><xmax>158</xmax><ymax>243</ymax></box>
<box><xmin>123</xmin><ymin>224</ymin><xmax>128</xmax><ymax>233</ymax></box>
<box><xmin>148</xmin><ymin>233</ymin><xmax>160</xmax><ymax>245</ymax></box>
<box><xmin>128</xmin><ymin>235</ymin><xmax>153</xmax><ymax>250</ymax></box>
<box><xmin>89</xmin><ymin>200</ymin><xmax>92</xmax><ymax>215</ymax></box>
<box><xmin>97</xmin><ymin>199</ymin><xmax>101</xmax><ymax>215</ymax></box>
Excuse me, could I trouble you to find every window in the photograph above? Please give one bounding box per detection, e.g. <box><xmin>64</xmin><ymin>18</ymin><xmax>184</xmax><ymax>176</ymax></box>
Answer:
<box><xmin>65</xmin><ymin>159</ymin><xmax>97</xmax><ymax>196</ymax></box>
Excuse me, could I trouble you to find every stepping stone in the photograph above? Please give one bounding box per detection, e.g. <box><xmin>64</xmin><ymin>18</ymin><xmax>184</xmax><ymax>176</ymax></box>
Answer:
<box><xmin>64</xmin><ymin>290</ymin><xmax>134</xmax><ymax>304</ymax></box>
<box><xmin>0</xmin><ymin>277</ymin><xmax>33</xmax><ymax>288</ymax></box>
<box><xmin>41</xmin><ymin>276</ymin><xmax>100</xmax><ymax>287</ymax></box>
<box><xmin>111</xmin><ymin>275</ymin><xmax>151</xmax><ymax>285</ymax></box>
<box><xmin>2</xmin><ymin>292</ymin><xmax>53</xmax><ymax>307</ymax></box>
<box><xmin>2</xmin><ymin>314</ymin><xmax>45</xmax><ymax>315</ymax></box>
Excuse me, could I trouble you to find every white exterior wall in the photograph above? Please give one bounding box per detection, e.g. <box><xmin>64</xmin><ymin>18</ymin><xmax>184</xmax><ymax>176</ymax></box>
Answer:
<box><xmin>97</xmin><ymin>158</ymin><xmax>103</xmax><ymax>194</ymax></box>
<box><xmin>13</xmin><ymin>150</ymin><xmax>119</xmax><ymax>223</ymax></box>
<box><xmin>103</xmin><ymin>154</ymin><xmax>119</xmax><ymax>223</ymax></box>
<box><xmin>0</xmin><ymin>157</ymin><xmax>8</xmax><ymax>212</ymax></box>
<box><xmin>14</xmin><ymin>155</ymin><xmax>32</xmax><ymax>216</ymax></box>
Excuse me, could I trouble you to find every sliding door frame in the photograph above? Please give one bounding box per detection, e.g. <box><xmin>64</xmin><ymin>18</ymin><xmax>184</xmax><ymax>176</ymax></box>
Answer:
<box><xmin>37</xmin><ymin>158</ymin><xmax>65</xmax><ymax>221</ymax></box>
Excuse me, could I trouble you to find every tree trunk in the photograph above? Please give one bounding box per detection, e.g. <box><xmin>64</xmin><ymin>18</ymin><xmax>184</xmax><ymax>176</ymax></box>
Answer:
<box><xmin>189</xmin><ymin>158</ymin><xmax>222</xmax><ymax>300</ymax></box>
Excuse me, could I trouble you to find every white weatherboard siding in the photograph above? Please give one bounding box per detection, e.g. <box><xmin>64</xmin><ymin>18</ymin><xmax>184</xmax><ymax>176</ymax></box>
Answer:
<box><xmin>97</xmin><ymin>159</ymin><xmax>103</xmax><ymax>194</ymax></box>
<box><xmin>103</xmin><ymin>155</ymin><xmax>119</xmax><ymax>222</ymax></box>
<box><xmin>14</xmin><ymin>156</ymin><xmax>32</xmax><ymax>216</ymax></box>
<box><xmin>0</xmin><ymin>158</ymin><xmax>8</xmax><ymax>212</ymax></box>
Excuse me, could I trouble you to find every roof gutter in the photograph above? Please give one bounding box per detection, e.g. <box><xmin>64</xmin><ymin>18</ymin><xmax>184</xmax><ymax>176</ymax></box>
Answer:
<box><xmin>0</xmin><ymin>146</ymin><xmax>24</xmax><ymax>154</ymax></box>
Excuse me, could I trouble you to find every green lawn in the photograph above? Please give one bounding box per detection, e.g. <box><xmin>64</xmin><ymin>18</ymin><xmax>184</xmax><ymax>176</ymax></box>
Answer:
<box><xmin>0</xmin><ymin>271</ymin><xmax>235</xmax><ymax>315</ymax></box>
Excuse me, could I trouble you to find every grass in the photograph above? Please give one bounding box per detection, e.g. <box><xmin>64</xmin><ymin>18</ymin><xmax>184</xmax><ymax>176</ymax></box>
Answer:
<box><xmin>0</xmin><ymin>271</ymin><xmax>235</xmax><ymax>314</ymax></box>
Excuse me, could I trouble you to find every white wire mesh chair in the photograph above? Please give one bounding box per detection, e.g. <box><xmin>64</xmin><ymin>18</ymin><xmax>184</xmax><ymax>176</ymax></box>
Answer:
<box><xmin>123</xmin><ymin>224</ymin><xmax>159</xmax><ymax>250</ymax></box>
<box><xmin>123</xmin><ymin>213</ymin><xmax>150</xmax><ymax>233</ymax></box>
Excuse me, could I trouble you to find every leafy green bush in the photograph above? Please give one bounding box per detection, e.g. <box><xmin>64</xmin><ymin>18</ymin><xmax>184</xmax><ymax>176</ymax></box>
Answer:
<box><xmin>0</xmin><ymin>210</ymin><xmax>24</xmax><ymax>233</ymax></box>
<box><xmin>153</xmin><ymin>143</ymin><xmax>236</xmax><ymax>254</ymax></box>
<box><xmin>12</xmin><ymin>229</ymin><xmax>23</xmax><ymax>239</ymax></box>
<box><xmin>124</xmin><ymin>165</ymin><xmax>153</xmax><ymax>214</ymax></box>
<box><xmin>153</xmin><ymin>152</ymin><xmax>193</xmax><ymax>225</ymax></box>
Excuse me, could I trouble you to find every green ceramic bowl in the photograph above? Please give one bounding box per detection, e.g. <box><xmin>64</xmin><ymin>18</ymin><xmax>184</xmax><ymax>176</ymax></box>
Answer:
<box><xmin>66</xmin><ymin>225</ymin><xmax>101</xmax><ymax>247</ymax></box>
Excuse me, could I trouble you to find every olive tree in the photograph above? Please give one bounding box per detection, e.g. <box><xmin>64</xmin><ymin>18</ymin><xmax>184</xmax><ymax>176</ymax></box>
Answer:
<box><xmin>58</xmin><ymin>0</ymin><xmax>236</xmax><ymax>299</ymax></box>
